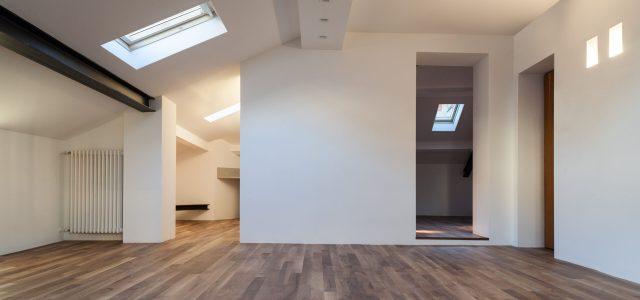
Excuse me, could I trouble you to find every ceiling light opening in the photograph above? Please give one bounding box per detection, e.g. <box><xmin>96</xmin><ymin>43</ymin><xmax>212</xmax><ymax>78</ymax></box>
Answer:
<box><xmin>318</xmin><ymin>35</ymin><xmax>328</xmax><ymax>39</ymax></box>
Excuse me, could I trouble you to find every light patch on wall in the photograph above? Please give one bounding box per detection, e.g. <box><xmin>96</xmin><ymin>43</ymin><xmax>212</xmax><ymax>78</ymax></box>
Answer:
<box><xmin>204</xmin><ymin>103</ymin><xmax>240</xmax><ymax>123</ymax></box>
<box><xmin>609</xmin><ymin>22</ymin><xmax>623</xmax><ymax>58</ymax></box>
<box><xmin>586</xmin><ymin>36</ymin><xmax>599</xmax><ymax>68</ymax></box>
<box><xmin>102</xmin><ymin>2</ymin><xmax>227</xmax><ymax>69</ymax></box>
<box><xmin>432</xmin><ymin>104</ymin><xmax>464</xmax><ymax>132</ymax></box>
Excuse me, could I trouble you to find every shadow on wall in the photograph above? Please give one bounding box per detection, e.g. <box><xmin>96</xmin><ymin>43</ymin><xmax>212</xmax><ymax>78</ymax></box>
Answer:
<box><xmin>416</xmin><ymin>163</ymin><xmax>472</xmax><ymax>216</ymax></box>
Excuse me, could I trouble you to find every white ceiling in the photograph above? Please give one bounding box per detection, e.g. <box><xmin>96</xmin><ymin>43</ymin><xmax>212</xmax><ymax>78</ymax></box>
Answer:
<box><xmin>0</xmin><ymin>0</ymin><xmax>557</xmax><ymax>142</ymax></box>
<box><xmin>348</xmin><ymin>0</ymin><xmax>559</xmax><ymax>35</ymax></box>
<box><xmin>167</xmin><ymin>65</ymin><xmax>240</xmax><ymax>143</ymax></box>
<box><xmin>298</xmin><ymin>0</ymin><xmax>352</xmax><ymax>49</ymax></box>
<box><xmin>0</xmin><ymin>46</ymin><xmax>129</xmax><ymax>140</ymax></box>
<box><xmin>0</xmin><ymin>0</ymin><xmax>299</xmax><ymax>143</ymax></box>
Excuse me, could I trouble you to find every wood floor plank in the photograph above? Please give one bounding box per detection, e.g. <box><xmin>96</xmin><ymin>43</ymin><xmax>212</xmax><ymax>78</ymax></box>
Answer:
<box><xmin>0</xmin><ymin>219</ymin><xmax>639</xmax><ymax>299</ymax></box>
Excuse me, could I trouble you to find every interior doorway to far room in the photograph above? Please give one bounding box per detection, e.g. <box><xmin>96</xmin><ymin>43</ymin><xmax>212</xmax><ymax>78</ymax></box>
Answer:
<box><xmin>415</xmin><ymin>53</ymin><xmax>487</xmax><ymax>240</ymax></box>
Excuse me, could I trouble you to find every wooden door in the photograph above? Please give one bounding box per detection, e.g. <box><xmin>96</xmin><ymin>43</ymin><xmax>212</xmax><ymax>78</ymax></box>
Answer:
<box><xmin>544</xmin><ymin>71</ymin><xmax>554</xmax><ymax>249</ymax></box>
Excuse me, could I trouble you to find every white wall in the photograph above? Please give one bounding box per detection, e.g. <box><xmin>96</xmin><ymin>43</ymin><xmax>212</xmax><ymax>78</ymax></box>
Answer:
<box><xmin>241</xmin><ymin>32</ymin><xmax>515</xmax><ymax>245</ymax></box>
<box><xmin>176</xmin><ymin>139</ymin><xmax>240</xmax><ymax>220</ymax></box>
<box><xmin>416</xmin><ymin>164</ymin><xmax>472</xmax><ymax>216</ymax></box>
<box><xmin>123</xmin><ymin>97</ymin><xmax>176</xmax><ymax>243</ymax></box>
<box><xmin>0</xmin><ymin>129</ymin><xmax>61</xmax><ymax>255</ymax></box>
<box><xmin>0</xmin><ymin>115</ymin><xmax>127</xmax><ymax>253</ymax></box>
<box><xmin>515</xmin><ymin>74</ymin><xmax>545</xmax><ymax>247</ymax></box>
<box><xmin>471</xmin><ymin>56</ymin><xmax>492</xmax><ymax>238</ymax></box>
<box><xmin>58</xmin><ymin>115</ymin><xmax>125</xmax><ymax>241</ymax></box>
<box><xmin>61</xmin><ymin>116</ymin><xmax>123</xmax><ymax>150</ymax></box>
<box><xmin>514</xmin><ymin>0</ymin><xmax>640</xmax><ymax>283</ymax></box>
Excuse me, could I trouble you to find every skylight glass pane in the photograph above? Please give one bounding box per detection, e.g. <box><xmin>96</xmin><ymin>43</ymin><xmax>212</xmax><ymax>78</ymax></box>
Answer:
<box><xmin>124</xmin><ymin>6</ymin><xmax>205</xmax><ymax>43</ymax></box>
<box><xmin>435</xmin><ymin>104</ymin><xmax>458</xmax><ymax>122</ymax></box>
<box><xmin>118</xmin><ymin>3</ymin><xmax>214</xmax><ymax>50</ymax></box>
<box><xmin>433</xmin><ymin>104</ymin><xmax>464</xmax><ymax>132</ymax></box>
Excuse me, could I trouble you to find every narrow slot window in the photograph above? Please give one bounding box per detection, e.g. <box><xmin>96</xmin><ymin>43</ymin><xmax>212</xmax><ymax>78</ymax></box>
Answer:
<box><xmin>586</xmin><ymin>36</ymin><xmax>599</xmax><ymax>68</ymax></box>
<box><xmin>609</xmin><ymin>22</ymin><xmax>623</xmax><ymax>58</ymax></box>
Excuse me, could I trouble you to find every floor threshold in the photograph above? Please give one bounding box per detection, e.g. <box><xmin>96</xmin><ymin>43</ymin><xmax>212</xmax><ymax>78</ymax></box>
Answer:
<box><xmin>415</xmin><ymin>235</ymin><xmax>489</xmax><ymax>241</ymax></box>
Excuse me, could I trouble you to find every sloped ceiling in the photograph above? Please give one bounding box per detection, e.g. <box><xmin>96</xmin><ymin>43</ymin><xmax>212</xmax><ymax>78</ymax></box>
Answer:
<box><xmin>0</xmin><ymin>0</ymin><xmax>299</xmax><ymax>96</ymax></box>
<box><xmin>416</xmin><ymin>66</ymin><xmax>473</xmax><ymax>150</ymax></box>
<box><xmin>0</xmin><ymin>0</ymin><xmax>557</xmax><ymax>142</ymax></box>
<box><xmin>166</xmin><ymin>65</ymin><xmax>241</xmax><ymax>143</ymax></box>
<box><xmin>0</xmin><ymin>0</ymin><xmax>299</xmax><ymax>143</ymax></box>
<box><xmin>0</xmin><ymin>45</ymin><xmax>129</xmax><ymax>140</ymax></box>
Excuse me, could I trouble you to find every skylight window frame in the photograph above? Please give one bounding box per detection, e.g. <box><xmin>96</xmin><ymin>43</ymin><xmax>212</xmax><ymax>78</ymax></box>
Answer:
<box><xmin>117</xmin><ymin>3</ymin><xmax>215</xmax><ymax>51</ymax></box>
<box><xmin>434</xmin><ymin>104</ymin><xmax>462</xmax><ymax>124</ymax></box>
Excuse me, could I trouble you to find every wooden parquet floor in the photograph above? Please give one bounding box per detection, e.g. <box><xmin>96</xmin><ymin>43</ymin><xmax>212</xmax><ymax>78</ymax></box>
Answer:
<box><xmin>1</xmin><ymin>220</ymin><xmax>639</xmax><ymax>299</ymax></box>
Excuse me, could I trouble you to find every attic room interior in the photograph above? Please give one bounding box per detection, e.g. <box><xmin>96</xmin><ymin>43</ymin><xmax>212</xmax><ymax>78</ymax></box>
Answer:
<box><xmin>1</xmin><ymin>0</ymin><xmax>639</xmax><ymax>298</ymax></box>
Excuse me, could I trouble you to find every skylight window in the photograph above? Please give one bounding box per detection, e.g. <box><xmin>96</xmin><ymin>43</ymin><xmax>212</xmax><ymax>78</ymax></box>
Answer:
<box><xmin>432</xmin><ymin>104</ymin><xmax>464</xmax><ymax>132</ymax></box>
<box><xmin>117</xmin><ymin>4</ymin><xmax>215</xmax><ymax>51</ymax></box>
<box><xmin>101</xmin><ymin>2</ymin><xmax>227</xmax><ymax>69</ymax></box>
<box><xmin>204</xmin><ymin>103</ymin><xmax>240</xmax><ymax>123</ymax></box>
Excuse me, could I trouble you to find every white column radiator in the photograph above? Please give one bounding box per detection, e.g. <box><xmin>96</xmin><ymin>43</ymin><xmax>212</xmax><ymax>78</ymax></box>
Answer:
<box><xmin>63</xmin><ymin>149</ymin><xmax>123</xmax><ymax>234</ymax></box>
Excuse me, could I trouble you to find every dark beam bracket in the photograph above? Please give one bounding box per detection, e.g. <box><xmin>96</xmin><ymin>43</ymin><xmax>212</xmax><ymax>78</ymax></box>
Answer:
<box><xmin>0</xmin><ymin>5</ymin><xmax>154</xmax><ymax>112</ymax></box>
<box><xmin>463</xmin><ymin>152</ymin><xmax>473</xmax><ymax>178</ymax></box>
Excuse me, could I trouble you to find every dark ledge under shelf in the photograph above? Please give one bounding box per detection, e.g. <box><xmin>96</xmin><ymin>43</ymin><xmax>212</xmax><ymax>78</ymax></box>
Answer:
<box><xmin>176</xmin><ymin>204</ymin><xmax>209</xmax><ymax>211</ymax></box>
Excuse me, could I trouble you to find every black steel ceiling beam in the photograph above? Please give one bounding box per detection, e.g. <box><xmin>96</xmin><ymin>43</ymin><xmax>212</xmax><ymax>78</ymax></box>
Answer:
<box><xmin>0</xmin><ymin>5</ymin><xmax>154</xmax><ymax>112</ymax></box>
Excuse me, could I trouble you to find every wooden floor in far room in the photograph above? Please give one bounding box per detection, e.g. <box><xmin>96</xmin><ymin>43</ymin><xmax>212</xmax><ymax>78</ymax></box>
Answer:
<box><xmin>1</xmin><ymin>220</ymin><xmax>639</xmax><ymax>299</ymax></box>
<box><xmin>416</xmin><ymin>215</ymin><xmax>488</xmax><ymax>240</ymax></box>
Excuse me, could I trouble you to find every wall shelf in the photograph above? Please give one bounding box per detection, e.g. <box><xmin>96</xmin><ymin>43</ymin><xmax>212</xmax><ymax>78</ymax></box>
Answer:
<box><xmin>217</xmin><ymin>167</ymin><xmax>239</xmax><ymax>179</ymax></box>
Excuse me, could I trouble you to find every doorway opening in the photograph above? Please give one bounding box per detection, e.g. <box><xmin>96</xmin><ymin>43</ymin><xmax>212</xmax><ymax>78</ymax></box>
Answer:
<box><xmin>516</xmin><ymin>54</ymin><xmax>554</xmax><ymax>249</ymax></box>
<box><xmin>415</xmin><ymin>53</ymin><xmax>487</xmax><ymax>240</ymax></box>
<box><xmin>174</xmin><ymin>68</ymin><xmax>241</xmax><ymax>226</ymax></box>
